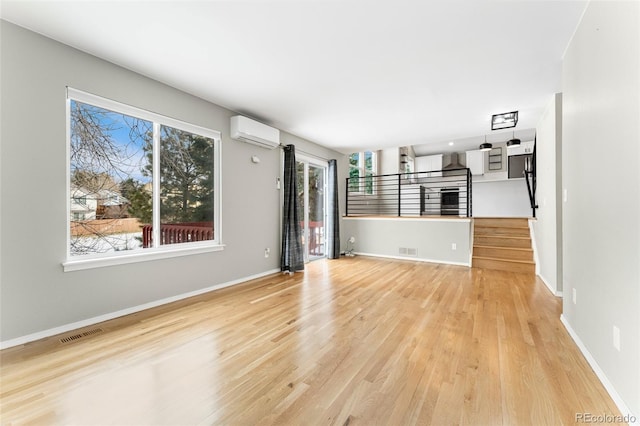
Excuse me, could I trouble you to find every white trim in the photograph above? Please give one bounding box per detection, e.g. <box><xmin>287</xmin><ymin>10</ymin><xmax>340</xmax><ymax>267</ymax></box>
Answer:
<box><xmin>528</xmin><ymin>219</ymin><xmax>541</xmax><ymax>276</ymax></box>
<box><xmin>560</xmin><ymin>315</ymin><xmax>638</xmax><ymax>425</ymax></box>
<box><xmin>295</xmin><ymin>154</ymin><xmax>329</xmax><ymax>262</ymax></box>
<box><xmin>303</xmin><ymin>161</ymin><xmax>310</xmax><ymax>262</ymax></box>
<box><xmin>469</xmin><ymin>218</ymin><xmax>475</xmax><ymax>266</ymax></box>
<box><xmin>65</xmin><ymin>87</ymin><xmax>223</xmax><ymax>265</ymax></box>
<box><xmin>215</xmin><ymin>138</ymin><xmax>223</xmax><ymax>244</ymax></box>
<box><xmin>344</xmin><ymin>216</ymin><xmax>471</xmax><ymax>224</ymax></box>
<box><xmin>537</xmin><ymin>273</ymin><xmax>562</xmax><ymax>297</ymax></box>
<box><xmin>67</xmin><ymin>87</ymin><xmax>220</xmax><ymax>140</ymax></box>
<box><xmin>296</xmin><ymin>152</ymin><xmax>328</xmax><ymax>168</ymax></box>
<box><xmin>530</xmin><ymin>219</ymin><xmax>562</xmax><ymax>297</ymax></box>
<box><xmin>63</xmin><ymin>243</ymin><xmax>226</xmax><ymax>272</ymax></box>
<box><xmin>353</xmin><ymin>252</ymin><xmax>471</xmax><ymax>267</ymax></box>
<box><xmin>65</xmin><ymin>93</ymin><xmax>72</xmax><ymax>257</ymax></box>
<box><xmin>152</xmin><ymin>122</ymin><xmax>161</xmax><ymax>246</ymax></box>
<box><xmin>349</xmin><ymin>150</ymin><xmax>377</xmax><ymax>196</ymax></box>
<box><xmin>0</xmin><ymin>268</ymin><xmax>279</xmax><ymax>350</ymax></box>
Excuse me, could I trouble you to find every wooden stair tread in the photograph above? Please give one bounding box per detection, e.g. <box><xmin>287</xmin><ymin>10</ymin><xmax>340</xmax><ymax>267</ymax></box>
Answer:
<box><xmin>473</xmin><ymin>245</ymin><xmax>532</xmax><ymax>251</ymax></box>
<box><xmin>474</xmin><ymin>225</ymin><xmax>529</xmax><ymax>230</ymax></box>
<box><xmin>473</xmin><ymin>218</ymin><xmax>534</xmax><ymax>273</ymax></box>
<box><xmin>473</xmin><ymin>218</ymin><xmax>530</xmax><ymax>228</ymax></box>
<box><xmin>474</xmin><ymin>216</ymin><xmax>532</xmax><ymax>218</ymax></box>
<box><xmin>472</xmin><ymin>255</ymin><xmax>534</xmax><ymax>265</ymax></box>
<box><xmin>473</xmin><ymin>234</ymin><xmax>530</xmax><ymax>239</ymax></box>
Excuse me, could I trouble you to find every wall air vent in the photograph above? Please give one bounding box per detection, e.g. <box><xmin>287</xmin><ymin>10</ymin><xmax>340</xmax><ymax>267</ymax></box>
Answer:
<box><xmin>399</xmin><ymin>247</ymin><xmax>418</xmax><ymax>256</ymax></box>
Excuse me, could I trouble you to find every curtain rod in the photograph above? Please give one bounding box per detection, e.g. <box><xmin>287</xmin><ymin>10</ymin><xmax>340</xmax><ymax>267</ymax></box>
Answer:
<box><xmin>279</xmin><ymin>143</ymin><xmax>333</xmax><ymax>162</ymax></box>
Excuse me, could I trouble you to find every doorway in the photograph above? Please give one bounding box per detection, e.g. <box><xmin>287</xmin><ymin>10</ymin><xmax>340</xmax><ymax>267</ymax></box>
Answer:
<box><xmin>296</xmin><ymin>156</ymin><xmax>327</xmax><ymax>262</ymax></box>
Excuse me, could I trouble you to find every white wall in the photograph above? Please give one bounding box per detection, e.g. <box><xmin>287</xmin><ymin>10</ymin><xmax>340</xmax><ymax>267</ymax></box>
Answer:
<box><xmin>0</xmin><ymin>22</ymin><xmax>347</xmax><ymax>344</ymax></box>
<box><xmin>533</xmin><ymin>93</ymin><xmax>562</xmax><ymax>294</ymax></box>
<box><xmin>472</xmin><ymin>179</ymin><xmax>532</xmax><ymax>217</ymax></box>
<box><xmin>562</xmin><ymin>1</ymin><xmax>639</xmax><ymax>417</ymax></box>
<box><xmin>379</xmin><ymin>147</ymin><xmax>400</xmax><ymax>175</ymax></box>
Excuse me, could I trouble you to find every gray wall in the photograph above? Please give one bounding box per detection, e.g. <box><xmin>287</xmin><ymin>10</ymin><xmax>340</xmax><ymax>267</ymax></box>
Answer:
<box><xmin>0</xmin><ymin>21</ymin><xmax>346</xmax><ymax>343</ymax></box>
<box><xmin>562</xmin><ymin>1</ymin><xmax>639</xmax><ymax>416</ymax></box>
<box><xmin>533</xmin><ymin>93</ymin><xmax>562</xmax><ymax>295</ymax></box>
<box><xmin>343</xmin><ymin>218</ymin><xmax>471</xmax><ymax>265</ymax></box>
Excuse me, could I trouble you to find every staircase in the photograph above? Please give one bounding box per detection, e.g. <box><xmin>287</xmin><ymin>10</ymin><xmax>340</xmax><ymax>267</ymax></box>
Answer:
<box><xmin>472</xmin><ymin>218</ymin><xmax>535</xmax><ymax>274</ymax></box>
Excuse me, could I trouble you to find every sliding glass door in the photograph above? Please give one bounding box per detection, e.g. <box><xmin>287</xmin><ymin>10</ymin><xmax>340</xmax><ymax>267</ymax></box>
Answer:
<box><xmin>296</xmin><ymin>156</ymin><xmax>327</xmax><ymax>262</ymax></box>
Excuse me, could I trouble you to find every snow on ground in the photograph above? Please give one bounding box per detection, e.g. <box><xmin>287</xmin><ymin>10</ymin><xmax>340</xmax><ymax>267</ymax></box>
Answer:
<box><xmin>71</xmin><ymin>232</ymin><xmax>143</xmax><ymax>256</ymax></box>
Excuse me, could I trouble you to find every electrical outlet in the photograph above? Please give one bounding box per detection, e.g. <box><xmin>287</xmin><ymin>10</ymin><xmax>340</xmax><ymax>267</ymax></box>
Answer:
<box><xmin>613</xmin><ymin>326</ymin><xmax>621</xmax><ymax>351</ymax></box>
<box><xmin>264</xmin><ymin>248</ymin><xmax>270</xmax><ymax>258</ymax></box>
<box><xmin>451</xmin><ymin>243</ymin><xmax>457</xmax><ymax>250</ymax></box>
<box><xmin>572</xmin><ymin>288</ymin><xmax>577</xmax><ymax>304</ymax></box>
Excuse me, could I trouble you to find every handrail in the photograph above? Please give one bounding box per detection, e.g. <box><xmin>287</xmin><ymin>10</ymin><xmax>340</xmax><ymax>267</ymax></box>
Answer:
<box><xmin>525</xmin><ymin>136</ymin><xmax>539</xmax><ymax>217</ymax></box>
<box><xmin>346</xmin><ymin>168</ymin><xmax>472</xmax><ymax>217</ymax></box>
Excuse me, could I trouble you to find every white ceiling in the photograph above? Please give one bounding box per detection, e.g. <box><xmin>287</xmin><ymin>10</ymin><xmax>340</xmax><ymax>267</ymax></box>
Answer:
<box><xmin>0</xmin><ymin>0</ymin><xmax>586</xmax><ymax>155</ymax></box>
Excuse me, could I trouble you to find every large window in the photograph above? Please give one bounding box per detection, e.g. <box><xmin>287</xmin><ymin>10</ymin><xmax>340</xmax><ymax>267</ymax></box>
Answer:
<box><xmin>349</xmin><ymin>151</ymin><xmax>376</xmax><ymax>194</ymax></box>
<box><xmin>66</xmin><ymin>88</ymin><xmax>221</xmax><ymax>269</ymax></box>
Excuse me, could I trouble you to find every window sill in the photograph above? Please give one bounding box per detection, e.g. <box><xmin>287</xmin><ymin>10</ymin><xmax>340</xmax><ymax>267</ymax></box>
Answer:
<box><xmin>63</xmin><ymin>243</ymin><xmax>225</xmax><ymax>272</ymax></box>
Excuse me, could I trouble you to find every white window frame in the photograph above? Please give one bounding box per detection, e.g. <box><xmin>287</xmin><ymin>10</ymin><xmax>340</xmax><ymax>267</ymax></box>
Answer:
<box><xmin>296</xmin><ymin>153</ymin><xmax>329</xmax><ymax>263</ymax></box>
<box><xmin>349</xmin><ymin>151</ymin><xmax>377</xmax><ymax>195</ymax></box>
<box><xmin>63</xmin><ymin>88</ymin><xmax>223</xmax><ymax>272</ymax></box>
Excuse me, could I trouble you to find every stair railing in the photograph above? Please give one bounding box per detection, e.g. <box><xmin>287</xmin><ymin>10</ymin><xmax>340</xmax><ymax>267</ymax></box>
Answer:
<box><xmin>345</xmin><ymin>168</ymin><xmax>472</xmax><ymax>217</ymax></box>
<box><xmin>524</xmin><ymin>136</ymin><xmax>538</xmax><ymax>218</ymax></box>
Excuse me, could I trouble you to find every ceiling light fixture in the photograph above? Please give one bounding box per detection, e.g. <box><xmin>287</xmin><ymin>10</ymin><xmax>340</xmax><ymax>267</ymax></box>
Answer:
<box><xmin>479</xmin><ymin>136</ymin><xmax>492</xmax><ymax>151</ymax></box>
<box><xmin>507</xmin><ymin>131</ymin><xmax>521</xmax><ymax>146</ymax></box>
<box><xmin>491</xmin><ymin>111</ymin><xmax>518</xmax><ymax>130</ymax></box>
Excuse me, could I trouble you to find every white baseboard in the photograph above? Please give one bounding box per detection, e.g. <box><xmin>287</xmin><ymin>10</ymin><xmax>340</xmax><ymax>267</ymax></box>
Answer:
<box><xmin>0</xmin><ymin>268</ymin><xmax>280</xmax><ymax>350</ymax></box>
<box><xmin>528</xmin><ymin>219</ymin><xmax>541</xmax><ymax>276</ymax></box>
<box><xmin>353</xmin><ymin>252</ymin><xmax>470</xmax><ymax>267</ymax></box>
<box><xmin>537</xmin><ymin>273</ymin><xmax>562</xmax><ymax>297</ymax></box>
<box><xmin>560</xmin><ymin>315</ymin><xmax>638</xmax><ymax>425</ymax></box>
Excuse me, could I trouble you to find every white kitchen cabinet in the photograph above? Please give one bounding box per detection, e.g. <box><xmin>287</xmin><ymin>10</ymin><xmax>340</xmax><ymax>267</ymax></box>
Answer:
<box><xmin>415</xmin><ymin>156</ymin><xmax>428</xmax><ymax>172</ymax></box>
<box><xmin>466</xmin><ymin>150</ymin><xmax>485</xmax><ymax>176</ymax></box>
<box><xmin>415</xmin><ymin>154</ymin><xmax>443</xmax><ymax>177</ymax></box>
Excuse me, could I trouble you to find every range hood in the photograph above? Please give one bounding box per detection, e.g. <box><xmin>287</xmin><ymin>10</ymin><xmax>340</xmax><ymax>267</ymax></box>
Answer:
<box><xmin>443</xmin><ymin>152</ymin><xmax>465</xmax><ymax>170</ymax></box>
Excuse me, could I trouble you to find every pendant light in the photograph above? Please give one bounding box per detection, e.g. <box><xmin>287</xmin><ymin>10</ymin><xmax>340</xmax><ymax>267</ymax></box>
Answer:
<box><xmin>507</xmin><ymin>131</ymin><xmax>521</xmax><ymax>146</ymax></box>
<box><xmin>479</xmin><ymin>135</ymin><xmax>492</xmax><ymax>151</ymax></box>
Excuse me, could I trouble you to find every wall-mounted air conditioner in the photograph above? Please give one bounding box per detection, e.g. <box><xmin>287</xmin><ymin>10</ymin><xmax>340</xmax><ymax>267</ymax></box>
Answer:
<box><xmin>230</xmin><ymin>115</ymin><xmax>280</xmax><ymax>149</ymax></box>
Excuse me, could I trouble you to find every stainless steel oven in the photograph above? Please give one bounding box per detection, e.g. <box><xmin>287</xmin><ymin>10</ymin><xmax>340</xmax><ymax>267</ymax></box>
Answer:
<box><xmin>440</xmin><ymin>187</ymin><xmax>459</xmax><ymax>216</ymax></box>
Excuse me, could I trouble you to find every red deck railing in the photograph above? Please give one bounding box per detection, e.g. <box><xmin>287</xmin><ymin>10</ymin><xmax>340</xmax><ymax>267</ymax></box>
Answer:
<box><xmin>142</xmin><ymin>222</ymin><xmax>213</xmax><ymax>248</ymax></box>
<box><xmin>305</xmin><ymin>221</ymin><xmax>325</xmax><ymax>256</ymax></box>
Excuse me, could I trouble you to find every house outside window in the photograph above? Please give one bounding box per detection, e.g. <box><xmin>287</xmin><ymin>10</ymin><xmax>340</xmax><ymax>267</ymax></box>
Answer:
<box><xmin>66</xmin><ymin>88</ymin><xmax>222</xmax><ymax>269</ymax></box>
<box><xmin>349</xmin><ymin>151</ymin><xmax>376</xmax><ymax>195</ymax></box>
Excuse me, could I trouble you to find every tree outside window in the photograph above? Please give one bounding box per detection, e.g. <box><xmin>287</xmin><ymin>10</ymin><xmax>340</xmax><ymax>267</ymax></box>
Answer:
<box><xmin>68</xmin><ymin>91</ymin><xmax>219</xmax><ymax>258</ymax></box>
<box><xmin>349</xmin><ymin>151</ymin><xmax>376</xmax><ymax>195</ymax></box>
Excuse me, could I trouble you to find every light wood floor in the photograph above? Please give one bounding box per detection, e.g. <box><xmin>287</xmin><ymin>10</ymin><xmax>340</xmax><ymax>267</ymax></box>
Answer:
<box><xmin>1</xmin><ymin>257</ymin><xmax>622</xmax><ymax>425</ymax></box>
